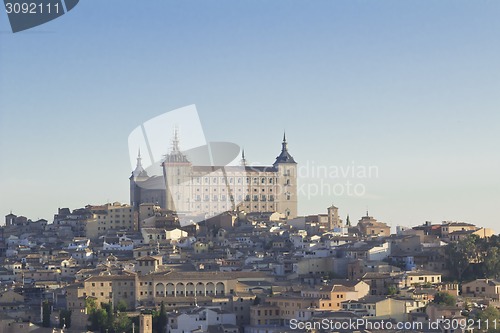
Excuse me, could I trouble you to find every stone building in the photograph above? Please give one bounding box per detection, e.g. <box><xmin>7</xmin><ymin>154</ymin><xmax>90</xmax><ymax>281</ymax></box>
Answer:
<box><xmin>130</xmin><ymin>131</ymin><xmax>298</xmax><ymax>220</ymax></box>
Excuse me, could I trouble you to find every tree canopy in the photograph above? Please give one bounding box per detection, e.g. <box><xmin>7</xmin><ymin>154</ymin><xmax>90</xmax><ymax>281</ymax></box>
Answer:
<box><xmin>446</xmin><ymin>234</ymin><xmax>500</xmax><ymax>281</ymax></box>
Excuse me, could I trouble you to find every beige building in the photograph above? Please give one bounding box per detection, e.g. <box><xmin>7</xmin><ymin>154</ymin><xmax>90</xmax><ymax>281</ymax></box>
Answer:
<box><xmin>87</xmin><ymin>202</ymin><xmax>136</xmax><ymax>235</ymax></box>
<box><xmin>448</xmin><ymin>227</ymin><xmax>495</xmax><ymax>242</ymax></box>
<box><xmin>462</xmin><ymin>279</ymin><xmax>500</xmax><ymax>299</ymax></box>
<box><xmin>249</xmin><ymin>304</ymin><xmax>281</xmax><ymax>326</ymax></box>
<box><xmin>440</xmin><ymin>221</ymin><xmax>477</xmax><ymax>239</ymax></box>
<box><xmin>0</xmin><ymin>290</ymin><xmax>24</xmax><ymax>314</ymax></box>
<box><xmin>65</xmin><ymin>285</ymin><xmax>91</xmax><ymax>331</ymax></box>
<box><xmin>15</xmin><ymin>269</ymin><xmax>61</xmax><ymax>283</ymax></box>
<box><xmin>131</xmin><ymin>132</ymin><xmax>298</xmax><ymax>219</ymax></box>
<box><xmin>136</xmin><ymin>271</ymin><xmax>272</xmax><ymax>307</ymax></box>
<box><xmin>260</xmin><ymin>281</ymin><xmax>368</xmax><ymax>324</ymax></box>
<box><xmin>265</xmin><ymin>294</ymin><xmax>320</xmax><ymax>323</ymax></box>
<box><xmin>140</xmin><ymin>313</ymin><xmax>153</xmax><ymax>333</ymax></box>
<box><xmin>304</xmin><ymin>205</ymin><xmax>342</xmax><ymax>232</ymax></box>
<box><xmin>426</xmin><ymin>303</ymin><xmax>464</xmax><ymax>322</ymax></box>
<box><xmin>342</xmin><ymin>296</ymin><xmax>427</xmax><ymax>321</ymax></box>
<box><xmin>140</xmin><ymin>227</ymin><xmax>187</xmax><ymax>244</ymax></box>
<box><xmin>357</xmin><ymin>214</ymin><xmax>391</xmax><ymax>237</ymax></box>
<box><xmin>135</xmin><ymin>255</ymin><xmax>161</xmax><ymax>275</ymax></box>
<box><xmin>70</xmin><ymin>270</ymin><xmax>272</xmax><ymax>312</ymax></box>
<box><xmin>80</xmin><ymin>273</ymin><xmax>137</xmax><ymax>310</ymax></box>
<box><xmin>404</xmin><ymin>270</ymin><xmax>442</xmax><ymax>287</ymax></box>
<box><xmin>301</xmin><ymin>281</ymin><xmax>369</xmax><ymax>310</ymax></box>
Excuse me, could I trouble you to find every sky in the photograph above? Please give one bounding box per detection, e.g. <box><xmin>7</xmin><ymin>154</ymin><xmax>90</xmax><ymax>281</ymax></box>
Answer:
<box><xmin>0</xmin><ymin>1</ymin><xmax>499</xmax><ymax>231</ymax></box>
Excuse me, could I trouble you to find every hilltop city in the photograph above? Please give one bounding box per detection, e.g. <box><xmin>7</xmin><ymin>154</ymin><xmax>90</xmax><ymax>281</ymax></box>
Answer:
<box><xmin>1</xmin><ymin>134</ymin><xmax>499</xmax><ymax>333</ymax></box>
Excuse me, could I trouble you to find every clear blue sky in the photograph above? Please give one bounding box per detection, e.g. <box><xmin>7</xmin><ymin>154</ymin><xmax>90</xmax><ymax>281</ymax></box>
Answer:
<box><xmin>1</xmin><ymin>1</ymin><xmax>499</xmax><ymax>231</ymax></box>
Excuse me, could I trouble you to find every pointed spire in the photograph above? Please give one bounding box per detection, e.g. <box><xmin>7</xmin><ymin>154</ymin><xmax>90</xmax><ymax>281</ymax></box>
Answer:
<box><xmin>274</xmin><ymin>131</ymin><xmax>296</xmax><ymax>165</ymax></box>
<box><xmin>172</xmin><ymin>126</ymin><xmax>180</xmax><ymax>153</ymax></box>
<box><xmin>164</xmin><ymin>127</ymin><xmax>190</xmax><ymax>163</ymax></box>
<box><xmin>136</xmin><ymin>149</ymin><xmax>142</xmax><ymax>167</ymax></box>
<box><xmin>240</xmin><ymin>148</ymin><xmax>247</xmax><ymax>166</ymax></box>
<box><xmin>281</xmin><ymin>131</ymin><xmax>288</xmax><ymax>151</ymax></box>
<box><xmin>132</xmin><ymin>147</ymin><xmax>147</xmax><ymax>178</ymax></box>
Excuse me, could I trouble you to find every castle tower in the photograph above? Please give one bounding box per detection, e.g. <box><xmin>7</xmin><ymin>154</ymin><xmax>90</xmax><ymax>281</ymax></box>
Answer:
<box><xmin>274</xmin><ymin>132</ymin><xmax>298</xmax><ymax>218</ymax></box>
<box><xmin>162</xmin><ymin>128</ymin><xmax>193</xmax><ymax>213</ymax></box>
<box><xmin>130</xmin><ymin>149</ymin><xmax>149</xmax><ymax>210</ymax></box>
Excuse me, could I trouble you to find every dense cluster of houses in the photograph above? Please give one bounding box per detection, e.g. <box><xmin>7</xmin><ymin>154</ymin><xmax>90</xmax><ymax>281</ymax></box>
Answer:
<box><xmin>0</xmin><ymin>203</ymin><xmax>497</xmax><ymax>332</ymax></box>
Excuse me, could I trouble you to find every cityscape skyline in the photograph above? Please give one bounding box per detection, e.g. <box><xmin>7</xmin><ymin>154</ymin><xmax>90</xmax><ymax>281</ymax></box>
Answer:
<box><xmin>1</xmin><ymin>1</ymin><xmax>499</xmax><ymax>231</ymax></box>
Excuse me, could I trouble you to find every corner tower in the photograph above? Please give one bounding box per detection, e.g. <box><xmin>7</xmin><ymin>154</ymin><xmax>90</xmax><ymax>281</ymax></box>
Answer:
<box><xmin>130</xmin><ymin>149</ymin><xmax>149</xmax><ymax>210</ymax></box>
<box><xmin>274</xmin><ymin>132</ymin><xmax>298</xmax><ymax>218</ymax></box>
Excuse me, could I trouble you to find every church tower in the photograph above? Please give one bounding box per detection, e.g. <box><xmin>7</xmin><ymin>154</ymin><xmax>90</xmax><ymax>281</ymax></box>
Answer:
<box><xmin>139</xmin><ymin>313</ymin><xmax>153</xmax><ymax>333</ymax></box>
<box><xmin>274</xmin><ymin>132</ymin><xmax>298</xmax><ymax>218</ymax></box>
<box><xmin>327</xmin><ymin>204</ymin><xmax>342</xmax><ymax>230</ymax></box>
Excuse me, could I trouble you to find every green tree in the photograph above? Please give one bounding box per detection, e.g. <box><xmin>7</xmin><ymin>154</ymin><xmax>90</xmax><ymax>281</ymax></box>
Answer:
<box><xmin>116</xmin><ymin>299</ymin><xmax>128</xmax><ymax>312</ymax></box>
<box><xmin>86</xmin><ymin>298</ymin><xmax>97</xmax><ymax>312</ymax></box>
<box><xmin>387</xmin><ymin>285</ymin><xmax>397</xmax><ymax>296</ymax></box>
<box><xmin>42</xmin><ymin>300</ymin><xmax>51</xmax><ymax>327</ymax></box>
<box><xmin>113</xmin><ymin>312</ymin><xmax>132</xmax><ymax>333</ymax></box>
<box><xmin>87</xmin><ymin>299</ymin><xmax>110</xmax><ymax>332</ymax></box>
<box><xmin>157</xmin><ymin>301</ymin><xmax>167</xmax><ymax>333</ymax></box>
<box><xmin>477</xmin><ymin>306</ymin><xmax>500</xmax><ymax>333</ymax></box>
<box><xmin>484</xmin><ymin>246</ymin><xmax>500</xmax><ymax>279</ymax></box>
<box><xmin>446</xmin><ymin>235</ymin><xmax>480</xmax><ymax>281</ymax></box>
<box><xmin>433</xmin><ymin>291</ymin><xmax>456</xmax><ymax>306</ymax></box>
<box><xmin>59</xmin><ymin>309</ymin><xmax>72</xmax><ymax>329</ymax></box>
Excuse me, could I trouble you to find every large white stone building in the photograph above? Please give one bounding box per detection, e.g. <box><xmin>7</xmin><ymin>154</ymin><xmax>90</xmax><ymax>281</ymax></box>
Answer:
<box><xmin>130</xmin><ymin>131</ymin><xmax>298</xmax><ymax>220</ymax></box>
